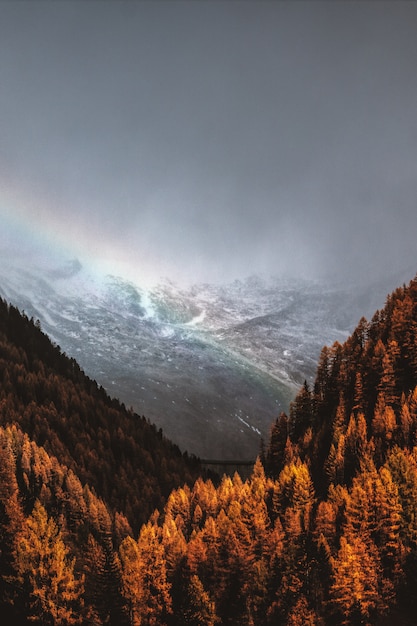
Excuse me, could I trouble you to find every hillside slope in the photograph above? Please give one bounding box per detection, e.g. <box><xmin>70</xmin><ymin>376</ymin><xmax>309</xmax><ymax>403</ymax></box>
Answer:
<box><xmin>2</xmin><ymin>277</ymin><xmax>417</xmax><ymax>624</ymax></box>
<box><xmin>0</xmin><ymin>297</ymin><xmax>201</xmax><ymax>531</ymax></box>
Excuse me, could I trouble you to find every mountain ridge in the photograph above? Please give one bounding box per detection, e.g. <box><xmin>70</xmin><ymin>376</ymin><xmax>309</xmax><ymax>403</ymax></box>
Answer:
<box><xmin>1</xmin><ymin>269</ymin><xmax>417</xmax><ymax>624</ymax></box>
<box><xmin>0</xmin><ymin>246</ymin><xmax>415</xmax><ymax>458</ymax></box>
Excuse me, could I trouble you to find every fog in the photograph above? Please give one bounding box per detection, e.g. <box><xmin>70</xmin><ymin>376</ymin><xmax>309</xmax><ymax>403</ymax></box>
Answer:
<box><xmin>1</xmin><ymin>1</ymin><xmax>417</xmax><ymax>287</ymax></box>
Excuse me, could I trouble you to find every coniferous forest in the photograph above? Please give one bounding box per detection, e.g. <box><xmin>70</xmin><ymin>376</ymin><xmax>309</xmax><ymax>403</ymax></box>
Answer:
<box><xmin>1</xmin><ymin>277</ymin><xmax>417</xmax><ymax>624</ymax></box>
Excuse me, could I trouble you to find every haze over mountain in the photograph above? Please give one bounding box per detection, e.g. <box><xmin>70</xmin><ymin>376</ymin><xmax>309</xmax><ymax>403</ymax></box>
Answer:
<box><xmin>0</xmin><ymin>228</ymin><xmax>414</xmax><ymax>459</ymax></box>
<box><xmin>1</xmin><ymin>1</ymin><xmax>417</xmax><ymax>289</ymax></box>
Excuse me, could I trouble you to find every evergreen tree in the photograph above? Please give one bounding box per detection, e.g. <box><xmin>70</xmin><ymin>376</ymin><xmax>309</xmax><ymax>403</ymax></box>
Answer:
<box><xmin>180</xmin><ymin>574</ymin><xmax>218</xmax><ymax>626</ymax></box>
<box><xmin>14</xmin><ymin>500</ymin><xmax>84</xmax><ymax>625</ymax></box>
<box><xmin>119</xmin><ymin>535</ymin><xmax>142</xmax><ymax>626</ymax></box>
<box><xmin>352</xmin><ymin>371</ymin><xmax>364</xmax><ymax>415</ymax></box>
<box><xmin>330</xmin><ymin>533</ymin><xmax>383</xmax><ymax>624</ymax></box>
<box><xmin>0</xmin><ymin>428</ymin><xmax>25</xmax><ymax>618</ymax></box>
<box><xmin>265</xmin><ymin>413</ymin><xmax>289</xmax><ymax>478</ymax></box>
<box><xmin>133</xmin><ymin>519</ymin><xmax>172</xmax><ymax>626</ymax></box>
<box><xmin>289</xmin><ymin>381</ymin><xmax>313</xmax><ymax>442</ymax></box>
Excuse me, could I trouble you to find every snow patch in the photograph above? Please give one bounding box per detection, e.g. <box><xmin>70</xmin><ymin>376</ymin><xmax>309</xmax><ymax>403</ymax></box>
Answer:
<box><xmin>184</xmin><ymin>309</ymin><xmax>206</xmax><ymax>326</ymax></box>
<box><xmin>159</xmin><ymin>325</ymin><xmax>175</xmax><ymax>338</ymax></box>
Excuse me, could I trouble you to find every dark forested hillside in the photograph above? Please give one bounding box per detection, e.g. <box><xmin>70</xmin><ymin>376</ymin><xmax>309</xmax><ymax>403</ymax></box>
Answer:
<box><xmin>0</xmin><ymin>423</ymin><xmax>132</xmax><ymax>624</ymax></box>
<box><xmin>2</xmin><ymin>276</ymin><xmax>417</xmax><ymax>625</ymax></box>
<box><xmin>0</xmin><ymin>298</ymin><xmax>201</xmax><ymax>531</ymax></box>
<box><xmin>278</xmin><ymin>276</ymin><xmax>417</xmax><ymax>488</ymax></box>
<box><xmin>261</xmin><ymin>275</ymin><xmax>417</xmax><ymax>623</ymax></box>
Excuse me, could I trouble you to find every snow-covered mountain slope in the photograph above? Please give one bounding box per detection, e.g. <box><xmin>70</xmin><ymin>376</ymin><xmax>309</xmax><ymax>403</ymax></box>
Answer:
<box><xmin>0</xmin><ymin>248</ymin><xmax>414</xmax><ymax>459</ymax></box>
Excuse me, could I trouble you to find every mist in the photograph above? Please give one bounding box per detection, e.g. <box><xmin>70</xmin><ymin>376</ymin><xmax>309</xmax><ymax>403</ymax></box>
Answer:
<box><xmin>1</xmin><ymin>1</ymin><xmax>417</xmax><ymax>287</ymax></box>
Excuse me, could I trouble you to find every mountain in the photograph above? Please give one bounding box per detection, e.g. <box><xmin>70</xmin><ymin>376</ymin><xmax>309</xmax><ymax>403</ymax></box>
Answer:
<box><xmin>2</xmin><ymin>272</ymin><xmax>417</xmax><ymax>625</ymax></box>
<box><xmin>0</xmin><ymin>248</ymin><xmax>414</xmax><ymax>459</ymax></box>
<box><xmin>0</xmin><ymin>297</ymin><xmax>202</xmax><ymax>532</ymax></box>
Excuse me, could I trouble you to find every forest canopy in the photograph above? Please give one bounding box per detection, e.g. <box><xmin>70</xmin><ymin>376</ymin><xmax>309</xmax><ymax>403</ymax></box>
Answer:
<box><xmin>1</xmin><ymin>276</ymin><xmax>417</xmax><ymax>624</ymax></box>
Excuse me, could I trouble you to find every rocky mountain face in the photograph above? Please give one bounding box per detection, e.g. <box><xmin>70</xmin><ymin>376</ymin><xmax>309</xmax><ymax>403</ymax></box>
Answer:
<box><xmin>0</xmin><ymin>249</ymin><xmax>413</xmax><ymax>459</ymax></box>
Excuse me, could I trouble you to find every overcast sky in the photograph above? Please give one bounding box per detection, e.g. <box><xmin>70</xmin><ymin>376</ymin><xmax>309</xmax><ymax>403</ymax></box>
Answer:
<box><xmin>1</xmin><ymin>1</ymin><xmax>417</xmax><ymax>287</ymax></box>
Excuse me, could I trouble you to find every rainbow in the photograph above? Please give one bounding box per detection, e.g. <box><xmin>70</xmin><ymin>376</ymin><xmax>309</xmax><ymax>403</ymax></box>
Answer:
<box><xmin>0</xmin><ymin>177</ymin><xmax>163</xmax><ymax>289</ymax></box>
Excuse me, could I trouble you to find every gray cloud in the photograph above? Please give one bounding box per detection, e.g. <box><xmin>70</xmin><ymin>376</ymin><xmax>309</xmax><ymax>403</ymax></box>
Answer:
<box><xmin>1</xmin><ymin>1</ymin><xmax>417</xmax><ymax>286</ymax></box>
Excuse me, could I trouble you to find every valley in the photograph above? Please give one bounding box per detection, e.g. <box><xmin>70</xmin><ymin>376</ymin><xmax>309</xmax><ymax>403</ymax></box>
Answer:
<box><xmin>0</xmin><ymin>251</ymin><xmax>413</xmax><ymax>458</ymax></box>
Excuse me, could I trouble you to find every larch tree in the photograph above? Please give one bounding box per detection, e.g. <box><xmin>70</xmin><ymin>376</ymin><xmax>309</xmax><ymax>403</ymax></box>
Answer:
<box><xmin>132</xmin><ymin>519</ymin><xmax>172</xmax><ymax>626</ymax></box>
<box><xmin>119</xmin><ymin>535</ymin><xmax>142</xmax><ymax>626</ymax></box>
<box><xmin>330</xmin><ymin>533</ymin><xmax>383</xmax><ymax>625</ymax></box>
<box><xmin>266</xmin><ymin>413</ymin><xmax>289</xmax><ymax>478</ymax></box>
<box><xmin>180</xmin><ymin>574</ymin><xmax>218</xmax><ymax>626</ymax></box>
<box><xmin>289</xmin><ymin>380</ymin><xmax>313</xmax><ymax>442</ymax></box>
<box><xmin>14</xmin><ymin>499</ymin><xmax>84</xmax><ymax>625</ymax></box>
<box><xmin>386</xmin><ymin>447</ymin><xmax>417</xmax><ymax>607</ymax></box>
<box><xmin>0</xmin><ymin>428</ymin><xmax>25</xmax><ymax>614</ymax></box>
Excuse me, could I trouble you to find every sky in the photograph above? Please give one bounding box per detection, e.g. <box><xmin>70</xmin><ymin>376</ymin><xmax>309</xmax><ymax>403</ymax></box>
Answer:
<box><xmin>1</xmin><ymin>1</ymin><xmax>417</xmax><ymax>288</ymax></box>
